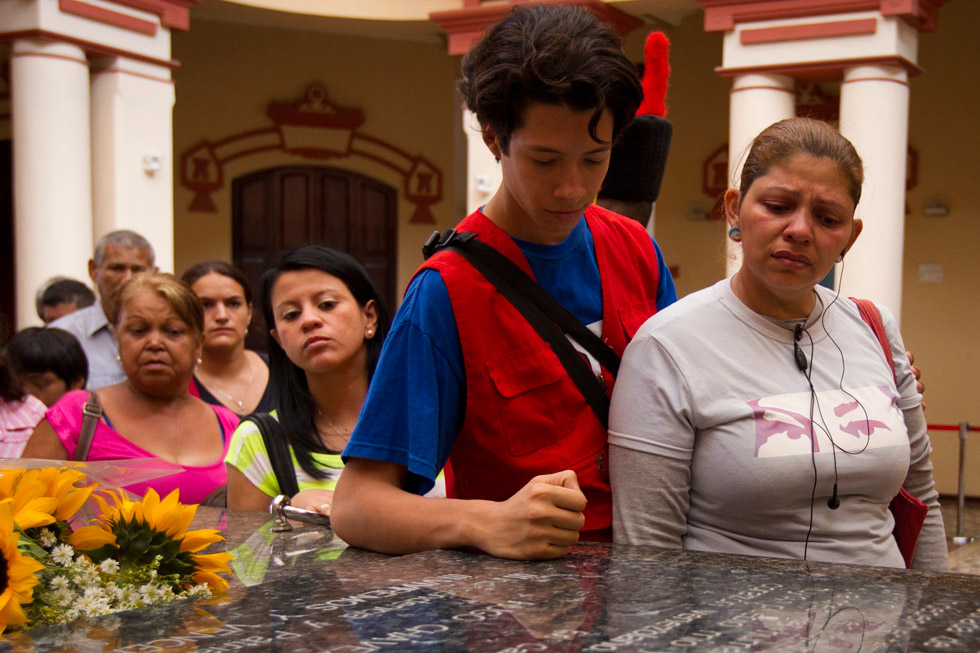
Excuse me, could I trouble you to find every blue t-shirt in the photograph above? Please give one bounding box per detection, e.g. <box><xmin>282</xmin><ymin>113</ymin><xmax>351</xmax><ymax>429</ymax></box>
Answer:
<box><xmin>342</xmin><ymin>217</ymin><xmax>677</xmax><ymax>494</ymax></box>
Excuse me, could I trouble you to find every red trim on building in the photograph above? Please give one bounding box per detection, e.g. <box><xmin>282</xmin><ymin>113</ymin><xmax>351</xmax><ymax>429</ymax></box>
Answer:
<box><xmin>0</xmin><ymin>29</ymin><xmax>178</xmax><ymax>68</ymax></box>
<box><xmin>430</xmin><ymin>0</ymin><xmax>643</xmax><ymax>56</ymax></box>
<box><xmin>93</xmin><ymin>66</ymin><xmax>173</xmax><ymax>84</ymax></box>
<box><xmin>740</xmin><ymin>17</ymin><xmax>876</xmax><ymax>44</ymax></box>
<box><xmin>730</xmin><ymin>84</ymin><xmax>796</xmax><ymax>94</ymax></box>
<box><xmin>60</xmin><ymin>0</ymin><xmax>158</xmax><ymax>36</ymax></box>
<box><xmin>716</xmin><ymin>54</ymin><xmax>921</xmax><ymax>83</ymax></box>
<box><xmin>106</xmin><ymin>0</ymin><xmax>199</xmax><ymax>31</ymax></box>
<box><xmin>699</xmin><ymin>0</ymin><xmax>948</xmax><ymax>33</ymax></box>
<box><xmin>9</xmin><ymin>51</ymin><xmax>89</xmax><ymax>66</ymax></box>
<box><xmin>841</xmin><ymin>75</ymin><xmax>910</xmax><ymax>87</ymax></box>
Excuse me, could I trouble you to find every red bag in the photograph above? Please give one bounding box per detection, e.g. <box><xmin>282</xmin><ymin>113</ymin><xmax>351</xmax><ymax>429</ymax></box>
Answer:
<box><xmin>851</xmin><ymin>298</ymin><xmax>928</xmax><ymax>568</ymax></box>
<box><xmin>889</xmin><ymin>487</ymin><xmax>929</xmax><ymax>567</ymax></box>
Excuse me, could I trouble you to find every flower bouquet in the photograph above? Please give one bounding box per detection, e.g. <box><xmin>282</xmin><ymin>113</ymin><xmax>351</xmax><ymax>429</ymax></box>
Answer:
<box><xmin>0</xmin><ymin>467</ymin><xmax>232</xmax><ymax>633</ymax></box>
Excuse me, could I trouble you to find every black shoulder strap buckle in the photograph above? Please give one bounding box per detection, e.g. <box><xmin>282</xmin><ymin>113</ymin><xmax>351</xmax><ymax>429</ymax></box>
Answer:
<box><xmin>422</xmin><ymin>229</ymin><xmax>476</xmax><ymax>260</ymax></box>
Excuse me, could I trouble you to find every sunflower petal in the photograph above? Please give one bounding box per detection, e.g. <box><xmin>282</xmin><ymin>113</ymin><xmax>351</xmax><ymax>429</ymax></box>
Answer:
<box><xmin>54</xmin><ymin>486</ymin><xmax>96</xmax><ymax>522</ymax></box>
<box><xmin>0</xmin><ymin>589</ymin><xmax>30</xmax><ymax>630</ymax></box>
<box><xmin>70</xmin><ymin>525</ymin><xmax>118</xmax><ymax>551</ymax></box>
<box><xmin>179</xmin><ymin>529</ymin><xmax>224</xmax><ymax>554</ymax></box>
<box><xmin>12</xmin><ymin>497</ymin><xmax>58</xmax><ymax>530</ymax></box>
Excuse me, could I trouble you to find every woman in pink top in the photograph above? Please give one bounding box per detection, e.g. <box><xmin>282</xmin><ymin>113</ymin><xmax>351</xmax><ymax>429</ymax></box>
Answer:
<box><xmin>24</xmin><ymin>273</ymin><xmax>239</xmax><ymax>504</ymax></box>
<box><xmin>0</xmin><ymin>349</ymin><xmax>46</xmax><ymax>458</ymax></box>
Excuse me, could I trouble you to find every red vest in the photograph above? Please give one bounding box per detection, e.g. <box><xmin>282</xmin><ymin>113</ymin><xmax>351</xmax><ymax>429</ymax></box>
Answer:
<box><xmin>419</xmin><ymin>205</ymin><xmax>661</xmax><ymax>531</ymax></box>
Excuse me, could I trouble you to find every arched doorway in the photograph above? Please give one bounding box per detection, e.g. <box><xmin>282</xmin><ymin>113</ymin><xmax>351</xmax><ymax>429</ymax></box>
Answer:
<box><xmin>232</xmin><ymin>166</ymin><xmax>397</xmax><ymax>351</ymax></box>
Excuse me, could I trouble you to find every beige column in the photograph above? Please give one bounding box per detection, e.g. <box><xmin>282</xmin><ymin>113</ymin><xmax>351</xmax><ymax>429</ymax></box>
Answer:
<box><xmin>838</xmin><ymin>65</ymin><xmax>910</xmax><ymax>324</ymax></box>
<box><xmin>91</xmin><ymin>58</ymin><xmax>176</xmax><ymax>273</ymax></box>
<box><xmin>11</xmin><ymin>40</ymin><xmax>93</xmax><ymax>328</ymax></box>
<box><xmin>726</xmin><ymin>73</ymin><xmax>796</xmax><ymax>276</ymax></box>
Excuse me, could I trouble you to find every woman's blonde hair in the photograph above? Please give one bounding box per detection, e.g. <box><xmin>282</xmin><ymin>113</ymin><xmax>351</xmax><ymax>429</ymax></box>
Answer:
<box><xmin>111</xmin><ymin>272</ymin><xmax>204</xmax><ymax>338</ymax></box>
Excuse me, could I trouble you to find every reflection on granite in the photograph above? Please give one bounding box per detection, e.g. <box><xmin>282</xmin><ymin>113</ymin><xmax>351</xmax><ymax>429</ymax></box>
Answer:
<box><xmin>9</xmin><ymin>507</ymin><xmax>980</xmax><ymax>651</ymax></box>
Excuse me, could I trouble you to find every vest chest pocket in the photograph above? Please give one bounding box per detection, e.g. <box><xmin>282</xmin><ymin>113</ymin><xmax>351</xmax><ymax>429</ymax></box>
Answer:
<box><xmin>617</xmin><ymin>299</ymin><xmax>658</xmax><ymax>342</ymax></box>
<box><xmin>485</xmin><ymin>344</ymin><xmax>578</xmax><ymax>457</ymax></box>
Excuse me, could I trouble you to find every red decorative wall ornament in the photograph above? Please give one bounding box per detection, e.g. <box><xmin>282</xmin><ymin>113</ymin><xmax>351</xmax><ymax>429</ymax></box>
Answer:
<box><xmin>701</xmin><ymin>144</ymin><xmax>730</xmax><ymax>220</ymax></box>
<box><xmin>179</xmin><ymin>84</ymin><xmax>443</xmax><ymax>224</ymax></box>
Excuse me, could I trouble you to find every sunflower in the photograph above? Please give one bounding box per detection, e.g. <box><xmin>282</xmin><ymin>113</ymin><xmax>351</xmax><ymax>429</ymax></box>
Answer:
<box><xmin>0</xmin><ymin>467</ymin><xmax>96</xmax><ymax>533</ymax></box>
<box><xmin>0</xmin><ymin>503</ymin><xmax>45</xmax><ymax>633</ymax></box>
<box><xmin>70</xmin><ymin>489</ymin><xmax>232</xmax><ymax>592</ymax></box>
<box><xmin>34</xmin><ymin>468</ymin><xmax>96</xmax><ymax>523</ymax></box>
<box><xmin>0</xmin><ymin>470</ymin><xmax>58</xmax><ymax>531</ymax></box>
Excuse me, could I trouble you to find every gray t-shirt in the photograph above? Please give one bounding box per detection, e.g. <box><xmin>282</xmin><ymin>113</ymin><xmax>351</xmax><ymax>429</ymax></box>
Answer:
<box><xmin>609</xmin><ymin>279</ymin><xmax>947</xmax><ymax>570</ymax></box>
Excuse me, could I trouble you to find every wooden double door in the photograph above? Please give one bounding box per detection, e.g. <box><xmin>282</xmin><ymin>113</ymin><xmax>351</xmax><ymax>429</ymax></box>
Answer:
<box><xmin>233</xmin><ymin>166</ymin><xmax>397</xmax><ymax>351</ymax></box>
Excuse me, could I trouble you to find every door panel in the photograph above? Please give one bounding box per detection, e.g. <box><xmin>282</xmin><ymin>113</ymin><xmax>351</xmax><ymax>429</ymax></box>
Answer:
<box><xmin>232</xmin><ymin>166</ymin><xmax>397</xmax><ymax>352</ymax></box>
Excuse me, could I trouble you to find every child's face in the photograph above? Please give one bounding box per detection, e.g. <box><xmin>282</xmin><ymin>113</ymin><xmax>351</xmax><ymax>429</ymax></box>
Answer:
<box><xmin>21</xmin><ymin>371</ymin><xmax>72</xmax><ymax>407</ymax></box>
<box><xmin>484</xmin><ymin>103</ymin><xmax>613</xmax><ymax>245</ymax></box>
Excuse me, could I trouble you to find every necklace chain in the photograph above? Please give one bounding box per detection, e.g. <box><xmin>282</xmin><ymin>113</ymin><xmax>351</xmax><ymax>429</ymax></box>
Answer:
<box><xmin>316</xmin><ymin>408</ymin><xmax>351</xmax><ymax>438</ymax></box>
<box><xmin>200</xmin><ymin>356</ymin><xmax>254</xmax><ymax>410</ymax></box>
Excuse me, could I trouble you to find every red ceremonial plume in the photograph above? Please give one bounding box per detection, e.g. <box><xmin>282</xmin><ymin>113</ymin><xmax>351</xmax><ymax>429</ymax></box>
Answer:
<box><xmin>636</xmin><ymin>31</ymin><xmax>670</xmax><ymax>118</ymax></box>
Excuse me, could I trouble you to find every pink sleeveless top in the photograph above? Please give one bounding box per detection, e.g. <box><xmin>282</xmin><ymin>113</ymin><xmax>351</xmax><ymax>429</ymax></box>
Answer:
<box><xmin>46</xmin><ymin>390</ymin><xmax>239</xmax><ymax>504</ymax></box>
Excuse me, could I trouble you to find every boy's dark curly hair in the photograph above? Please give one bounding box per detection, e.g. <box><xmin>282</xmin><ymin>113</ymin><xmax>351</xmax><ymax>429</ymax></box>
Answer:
<box><xmin>459</xmin><ymin>4</ymin><xmax>642</xmax><ymax>154</ymax></box>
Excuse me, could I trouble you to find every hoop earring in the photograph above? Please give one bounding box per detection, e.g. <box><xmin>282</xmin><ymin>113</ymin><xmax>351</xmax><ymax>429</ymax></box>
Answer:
<box><xmin>728</xmin><ymin>226</ymin><xmax>742</xmax><ymax>243</ymax></box>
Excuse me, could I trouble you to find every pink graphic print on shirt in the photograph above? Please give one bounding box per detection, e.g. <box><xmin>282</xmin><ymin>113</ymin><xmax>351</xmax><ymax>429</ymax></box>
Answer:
<box><xmin>749</xmin><ymin>385</ymin><xmax>903</xmax><ymax>458</ymax></box>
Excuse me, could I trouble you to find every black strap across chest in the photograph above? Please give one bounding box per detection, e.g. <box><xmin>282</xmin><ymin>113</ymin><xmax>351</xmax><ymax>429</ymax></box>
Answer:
<box><xmin>423</xmin><ymin>229</ymin><xmax>620</xmax><ymax>428</ymax></box>
<box><xmin>246</xmin><ymin>413</ymin><xmax>300</xmax><ymax>497</ymax></box>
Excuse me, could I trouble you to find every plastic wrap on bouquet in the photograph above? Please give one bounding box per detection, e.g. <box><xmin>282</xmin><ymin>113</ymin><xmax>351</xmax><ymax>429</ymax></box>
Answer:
<box><xmin>1</xmin><ymin>458</ymin><xmax>183</xmax><ymax>525</ymax></box>
<box><xmin>2</xmin><ymin>458</ymin><xmax>182</xmax><ymax>496</ymax></box>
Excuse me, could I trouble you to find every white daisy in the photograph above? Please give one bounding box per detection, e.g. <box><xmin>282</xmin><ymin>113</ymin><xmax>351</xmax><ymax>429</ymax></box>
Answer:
<box><xmin>51</xmin><ymin>544</ymin><xmax>75</xmax><ymax>567</ymax></box>
<box><xmin>49</xmin><ymin>575</ymin><xmax>70</xmax><ymax>592</ymax></box>
<box><xmin>39</xmin><ymin>528</ymin><xmax>57</xmax><ymax>548</ymax></box>
<box><xmin>99</xmin><ymin>559</ymin><xmax>120</xmax><ymax>575</ymax></box>
<box><xmin>52</xmin><ymin>587</ymin><xmax>75</xmax><ymax>605</ymax></box>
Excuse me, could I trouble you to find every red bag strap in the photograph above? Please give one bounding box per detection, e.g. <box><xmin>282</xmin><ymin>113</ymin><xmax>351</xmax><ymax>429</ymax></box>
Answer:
<box><xmin>850</xmin><ymin>297</ymin><xmax>898</xmax><ymax>387</ymax></box>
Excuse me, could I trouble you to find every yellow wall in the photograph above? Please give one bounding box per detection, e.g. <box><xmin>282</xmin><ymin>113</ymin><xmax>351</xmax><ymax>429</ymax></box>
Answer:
<box><xmin>171</xmin><ymin>19</ymin><xmax>461</xmax><ymax>297</ymax></box>
<box><xmin>903</xmin><ymin>0</ymin><xmax>980</xmax><ymax>496</ymax></box>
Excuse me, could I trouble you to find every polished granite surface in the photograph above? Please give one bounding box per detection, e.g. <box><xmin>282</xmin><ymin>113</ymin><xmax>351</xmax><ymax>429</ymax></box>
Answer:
<box><xmin>7</xmin><ymin>507</ymin><xmax>980</xmax><ymax>652</ymax></box>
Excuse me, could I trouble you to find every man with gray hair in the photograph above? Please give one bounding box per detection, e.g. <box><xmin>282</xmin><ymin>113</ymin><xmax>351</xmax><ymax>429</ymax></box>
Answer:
<box><xmin>49</xmin><ymin>230</ymin><xmax>155</xmax><ymax>389</ymax></box>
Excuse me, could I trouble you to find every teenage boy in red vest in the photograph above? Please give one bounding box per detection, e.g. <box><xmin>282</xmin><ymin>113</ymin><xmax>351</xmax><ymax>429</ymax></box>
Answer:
<box><xmin>332</xmin><ymin>4</ymin><xmax>676</xmax><ymax>560</ymax></box>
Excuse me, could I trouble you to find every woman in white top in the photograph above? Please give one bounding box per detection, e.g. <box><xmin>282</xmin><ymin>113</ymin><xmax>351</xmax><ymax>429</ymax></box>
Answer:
<box><xmin>609</xmin><ymin>118</ymin><xmax>947</xmax><ymax>571</ymax></box>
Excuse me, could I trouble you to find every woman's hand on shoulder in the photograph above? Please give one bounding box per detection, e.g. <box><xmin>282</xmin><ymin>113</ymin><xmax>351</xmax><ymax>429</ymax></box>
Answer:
<box><xmin>907</xmin><ymin>350</ymin><xmax>925</xmax><ymax>409</ymax></box>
